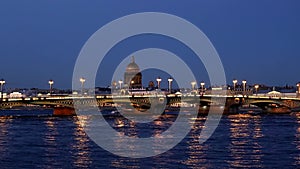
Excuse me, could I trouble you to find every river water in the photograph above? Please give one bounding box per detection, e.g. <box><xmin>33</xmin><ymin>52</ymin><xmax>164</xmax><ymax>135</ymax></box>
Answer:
<box><xmin>0</xmin><ymin>110</ymin><xmax>299</xmax><ymax>168</ymax></box>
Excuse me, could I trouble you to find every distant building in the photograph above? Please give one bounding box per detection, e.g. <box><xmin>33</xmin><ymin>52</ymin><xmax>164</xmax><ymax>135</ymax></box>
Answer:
<box><xmin>9</xmin><ymin>92</ymin><xmax>23</xmax><ymax>98</ymax></box>
<box><xmin>124</xmin><ymin>56</ymin><xmax>142</xmax><ymax>88</ymax></box>
<box><xmin>267</xmin><ymin>90</ymin><xmax>282</xmax><ymax>97</ymax></box>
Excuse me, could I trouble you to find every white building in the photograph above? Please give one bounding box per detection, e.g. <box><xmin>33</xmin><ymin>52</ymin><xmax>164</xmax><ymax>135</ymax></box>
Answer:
<box><xmin>9</xmin><ymin>92</ymin><xmax>24</xmax><ymax>98</ymax></box>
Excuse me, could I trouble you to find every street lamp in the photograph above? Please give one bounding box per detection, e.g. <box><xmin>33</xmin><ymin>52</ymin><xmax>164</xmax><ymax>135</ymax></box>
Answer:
<box><xmin>112</xmin><ymin>80</ymin><xmax>117</xmax><ymax>89</ymax></box>
<box><xmin>156</xmin><ymin>77</ymin><xmax>162</xmax><ymax>89</ymax></box>
<box><xmin>168</xmin><ymin>77</ymin><xmax>173</xmax><ymax>93</ymax></box>
<box><xmin>297</xmin><ymin>83</ymin><xmax>300</xmax><ymax>98</ymax></box>
<box><xmin>0</xmin><ymin>79</ymin><xmax>5</xmax><ymax>100</ymax></box>
<box><xmin>200</xmin><ymin>82</ymin><xmax>205</xmax><ymax>94</ymax></box>
<box><xmin>191</xmin><ymin>81</ymin><xmax>196</xmax><ymax>91</ymax></box>
<box><xmin>48</xmin><ymin>79</ymin><xmax>54</xmax><ymax>96</ymax></box>
<box><xmin>118</xmin><ymin>80</ymin><xmax>123</xmax><ymax>89</ymax></box>
<box><xmin>242</xmin><ymin>80</ymin><xmax>247</xmax><ymax>96</ymax></box>
<box><xmin>80</xmin><ymin>77</ymin><xmax>86</xmax><ymax>95</ymax></box>
<box><xmin>233</xmin><ymin>79</ymin><xmax>238</xmax><ymax>91</ymax></box>
<box><xmin>254</xmin><ymin>84</ymin><xmax>259</xmax><ymax>96</ymax></box>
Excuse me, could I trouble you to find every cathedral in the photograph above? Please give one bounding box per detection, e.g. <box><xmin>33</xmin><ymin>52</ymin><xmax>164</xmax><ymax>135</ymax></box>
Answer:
<box><xmin>124</xmin><ymin>56</ymin><xmax>142</xmax><ymax>88</ymax></box>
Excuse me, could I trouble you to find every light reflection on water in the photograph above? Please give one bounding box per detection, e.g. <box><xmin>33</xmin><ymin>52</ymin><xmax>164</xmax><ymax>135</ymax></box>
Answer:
<box><xmin>0</xmin><ymin>117</ymin><xmax>12</xmax><ymax>164</ymax></box>
<box><xmin>43</xmin><ymin>118</ymin><xmax>59</xmax><ymax>167</ymax></box>
<box><xmin>71</xmin><ymin>119</ymin><xmax>92</xmax><ymax>168</ymax></box>
<box><xmin>294</xmin><ymin>112</ymin><xmax>300</xmax><ymax>165</ymax></box>
<box><xmin>43</xmin><ymin>116</ymin><xmax>93</xmax><ymax>168</ymax></box>
<box><xmin>182</xmin><ymin>117</ymin><xmax>210</xmax><ymax>169</ymax></box>
<box><xmin>0</xmin><ymin>111</ymin><xmax>299</xmax><ymax>168</ymax></box>
<box><xmin>227</xmin><ymin>114</ymin><xmax>263</xmax><ymax>168</ymax></box>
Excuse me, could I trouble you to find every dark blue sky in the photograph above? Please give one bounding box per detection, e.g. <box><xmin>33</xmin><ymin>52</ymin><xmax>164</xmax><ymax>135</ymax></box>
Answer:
<box><xmin>0</xmin><ymin>1</ymin><xmax>299</xmax><ymax>89</ymax></box>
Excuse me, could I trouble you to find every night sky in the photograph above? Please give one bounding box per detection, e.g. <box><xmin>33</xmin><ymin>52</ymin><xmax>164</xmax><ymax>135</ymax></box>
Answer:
<box><xmin>0</xmin><ymin>1</ymin><xmax>299</xmax><ymax>89</ymax></box>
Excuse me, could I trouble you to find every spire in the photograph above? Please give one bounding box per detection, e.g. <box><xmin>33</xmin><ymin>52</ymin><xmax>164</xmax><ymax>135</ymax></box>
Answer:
<box><xmin>131</xmin><ymin>56</ymin><xmax>135</xmax><ymax>63</ymax></box>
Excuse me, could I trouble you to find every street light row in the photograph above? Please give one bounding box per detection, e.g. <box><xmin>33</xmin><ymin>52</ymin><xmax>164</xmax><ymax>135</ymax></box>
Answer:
<box><xmin>54</xmin><ymin>78</ymin><xmax>263</xmax><ymax>93</ymax></box>
<box><xmin>232</xmin><ymin>79</ymin><xmax>260</xmax><ymax>95</ymax></box>
<box><xmin>43</xmin><ymin>78</ymin><xmax>300</xmax><ymax>97</ymax></box>
<box><xmin>0</xmin><ymin>77</ymin><xmax>267</xmax><ymax>97</ymax></box>
<box><xmin>48</xmin><ymin>78</ymin><xmax>86</xmax><ymax>95</ymax></box>
<box><xmin>116</xmin><ymin>77</ymin><xmax>206</xmax><ymax>91</ymax></box>
<box><xmin>0</xmin><ymin>77</ymin><xmax>253</xmax><ymax>90</ymax></box>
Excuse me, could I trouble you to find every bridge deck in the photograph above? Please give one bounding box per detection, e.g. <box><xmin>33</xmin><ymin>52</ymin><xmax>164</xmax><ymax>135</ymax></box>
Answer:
<box><xmin>1</xmin><ymin>95</ymin><xmax>300</xmax><ymax>114</ymax></box>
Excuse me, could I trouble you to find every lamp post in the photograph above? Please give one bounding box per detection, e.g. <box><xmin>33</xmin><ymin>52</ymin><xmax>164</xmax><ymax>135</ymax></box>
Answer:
<box><xmin>200</xmin><ymin>82</ymin><xmax>205</xmax><ymax>95</ymax></box>
<box><xmin>112</xmin><ymin>80</ymin><xmax>117</xmax><ymax>89</ymax></box>
<box><xmin>0</xmin><ymin>79</ymin><xmax>5</xmax><ymax>100</ymax></box>
<box><xmin>191</xmin><ymin>81</ymin><xmax>196</xmax><ymax>91</ymax></box>
<box><xmin>297</xmin><ymin>83</ymin><xmax>300</xmax><ymax>98</ymax></box>
<box><xmin>233</xmin><ymin>79</ymin><xmax>238</xmax><ymax>91</ymax></box>
<box><xmin>254</xmin><ymin>84</ymin><xmax>259</xmax><ymax>96</ymax></box>
<box><xmin>118</xmin><ymin>80</ymin><xmax>123</xmax><ymax>89</ymax></box>
<box><xmin>80</xmin><ymin>77</ymin><xmax>86</xmax><ymax>95</ymax></box>
<box><xmin>242</xmin><ymin>80</ymin><xmax>247</xmax><ymax>96</ymax></box>
<box><xmin>168</xmin><ymin>77</ymin><xmax>173</xmax><ymax>93</ymax></box>
<box><xmin>48</xmin><ymin>80</ymin><xmax>54</xmax><ymax>96</ymax></box>
<box><xmin>156</xmin><ymin>77</ymin><xmax>162</xmax><ymax>89</ymax></box>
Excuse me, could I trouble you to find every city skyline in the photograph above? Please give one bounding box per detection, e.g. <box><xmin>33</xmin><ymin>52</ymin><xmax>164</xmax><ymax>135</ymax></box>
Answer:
<box><xmin>0</xmin><ymin>1</ymin><xmax>299</xmax><ymax>89</ymax></box>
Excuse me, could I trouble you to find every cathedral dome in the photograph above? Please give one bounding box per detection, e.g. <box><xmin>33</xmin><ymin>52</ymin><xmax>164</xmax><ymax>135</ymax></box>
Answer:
<box><xmin>124</xmin><ymin>56</ymin><xmax>142</xmax><ymax>89</ymax></box>
<box><xmin>126</xmin><ymin>56</ymin><xmax>140</xmax><ymax>73</ymax></box>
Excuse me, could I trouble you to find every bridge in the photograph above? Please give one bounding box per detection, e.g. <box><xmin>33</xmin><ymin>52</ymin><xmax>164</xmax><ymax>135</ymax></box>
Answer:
<box><xmin>1</xmin><ymin>94</ymin><xmax>300</xmax><ymax>116</ymax></box>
